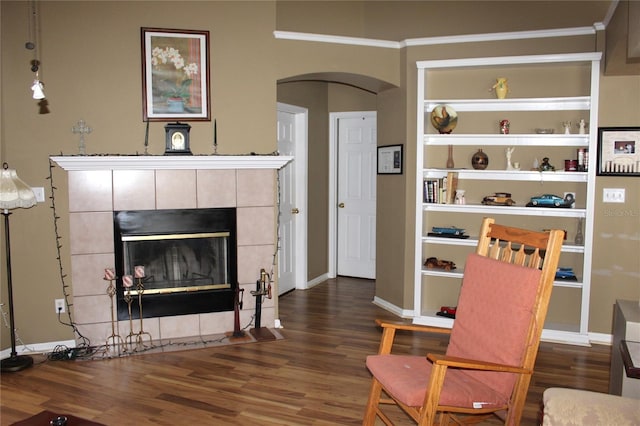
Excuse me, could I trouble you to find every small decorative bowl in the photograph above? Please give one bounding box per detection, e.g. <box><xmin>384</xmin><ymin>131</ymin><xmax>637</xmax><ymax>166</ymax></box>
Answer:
<box><xmin>535</xmin><ymin>128</ymin><xmax>555</xmax><ymax>134</ymax></box>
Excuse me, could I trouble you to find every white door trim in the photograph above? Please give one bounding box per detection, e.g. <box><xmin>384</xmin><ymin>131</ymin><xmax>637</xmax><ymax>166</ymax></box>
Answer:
<box><xmin>277</xmin><ymin>102</ymin><xmax>308</xmax><ymax>290</ymax></box>
<box><xmin>328</xmin><ymin>111</ymin><xmax>376</xmax><ymax>279</ymax></box>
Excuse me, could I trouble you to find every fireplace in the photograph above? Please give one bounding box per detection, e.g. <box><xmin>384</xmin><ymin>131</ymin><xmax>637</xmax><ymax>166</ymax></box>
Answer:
<box><xmin>51</xmin><ymin>155</ymin><xmax>291</xmax><ymax>345</ymax></box>
<box><xmin>114</xmin><ymin>208</ymin><xmax>237</xmax><ymax>320</ymax></box>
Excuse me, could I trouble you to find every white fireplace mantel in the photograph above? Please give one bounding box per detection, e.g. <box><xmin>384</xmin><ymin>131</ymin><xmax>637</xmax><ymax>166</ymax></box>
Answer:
<box><xmin>50</xmin><ymin>155</ymin><xmax>293</xmax><ymax>171</ymax></box>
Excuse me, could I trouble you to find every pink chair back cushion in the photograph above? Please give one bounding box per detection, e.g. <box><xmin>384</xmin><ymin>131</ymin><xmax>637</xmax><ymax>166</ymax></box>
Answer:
<box><xmin>447</xmin><ymin>253</ymin><xmax>542</xmax><ymax>399</ymax></box>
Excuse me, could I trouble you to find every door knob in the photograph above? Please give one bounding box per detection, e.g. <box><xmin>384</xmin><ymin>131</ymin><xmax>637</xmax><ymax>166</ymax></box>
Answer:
<box><xmin>291</xmin><ymin>208</ymin><xmax>300</xmax><ymax>214</ymax></box>
<box><xmin>338</xmin><ymin>203</ymin><xmax>345</xmax><ymax>208</ymax></box>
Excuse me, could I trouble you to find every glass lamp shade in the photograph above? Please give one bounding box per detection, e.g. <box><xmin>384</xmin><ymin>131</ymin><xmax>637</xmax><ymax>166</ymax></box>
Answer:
<box><xmin>31</xmin><ymin>80</ymin><xmax>45</xmax><ymax>100</ymax></box>
<box><xmin>0</xmin><ymin>164</ymin><xmax>37</xmax><ymax>210</ymax></box>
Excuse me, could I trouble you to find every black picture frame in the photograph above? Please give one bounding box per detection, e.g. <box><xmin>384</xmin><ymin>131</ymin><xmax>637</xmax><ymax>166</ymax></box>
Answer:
<box><xmin>377</xmin><ymin>144</ymin><xmax>403</xmax><ymax>174</ymax></box>
<box><xmin>164</xmin><ymin>122</ymin><xmax>192</xmax><ymax>155</ymax></box>
<box><xmin>597</xmin><ymin>127</ymin><xmax>640</xmax><ymax>176</ymax></box>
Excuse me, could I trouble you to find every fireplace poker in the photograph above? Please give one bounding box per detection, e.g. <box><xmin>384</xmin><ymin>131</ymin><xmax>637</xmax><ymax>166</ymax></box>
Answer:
<box><xmin>230</xmin><ymin>283</ymin><xmax>246</xmax><ymax>338</ymax></box>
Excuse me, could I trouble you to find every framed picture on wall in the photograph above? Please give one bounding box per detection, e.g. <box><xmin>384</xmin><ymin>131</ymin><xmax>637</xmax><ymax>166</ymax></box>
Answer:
<box><xmin>597</xmin><ymin>127</ymin><xmax>640</xmax><ymax>176</ymax></box>
<box><xmin>142</xmin><ymin>28</ymin><xmax>210</xmax><ymax>121</ymax></box>
<box><xmin>377</xmin><ymin>144</ymin><xmax>403</xmax><ymax>174</ymax></box>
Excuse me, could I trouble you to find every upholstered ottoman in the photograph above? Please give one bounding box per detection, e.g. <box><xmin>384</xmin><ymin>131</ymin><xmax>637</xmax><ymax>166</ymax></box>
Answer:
<box><xmin>542</xmin><ymin>387</ymin><xmax>640</xmax><ymax>425</ymax></box>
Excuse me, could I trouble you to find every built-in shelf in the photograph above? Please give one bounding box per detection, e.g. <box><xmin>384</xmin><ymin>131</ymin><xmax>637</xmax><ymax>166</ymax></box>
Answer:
<box><xmin>414</xmin><ymin>52</ymin><xmax>601</xmax><ymax>346</ymax></box>
<box><xmin>422</xmin><ymin>236</ymin><xmax>585</xmax><ymax>253</ymax></box>
<box><xmin>424</xmin><ymin>96</ymin><xmax>591</xmax><ymax>112</ymax></box>
<box><xmin>424</xmin><ymin>134</ymin><xmax>589</xmax><ymax>147</ymax></box>
<box><xmin>422</xmin><ymin>169</ymin><xmax>589</xmax><ymax>182</ymax></box>
<box><xmin>422</xmin><ymin>203</ymin><xmax>586</xmax><ymax>218</ymax></box>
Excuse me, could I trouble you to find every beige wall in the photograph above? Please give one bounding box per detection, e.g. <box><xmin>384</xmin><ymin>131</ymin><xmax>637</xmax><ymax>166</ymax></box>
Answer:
<box><xmin>590</xmin><ymin>74</ymin><xmax>640</xmax><ymax>333</ymax></box>
<box><xmin>1</xmin><ymin>1</ymin><xmax>638</xmax><ymax>351</ymax></box>
<box><xmin>1</xmin><ymin>0</ymin><xmax>279</xmax><ymax>347</ymax></box>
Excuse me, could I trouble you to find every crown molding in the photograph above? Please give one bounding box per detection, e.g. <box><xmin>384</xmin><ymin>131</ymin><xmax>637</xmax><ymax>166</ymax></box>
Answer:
<box><xmin>273</xmin><ymin>30</ymin><xmax>400</xmax><ymax>48</ymax></box>
<box><xmin>403</xmin><ymin>26</ymin><xmax>597</xmax><ymax>47</ymax></box>
<box><xmin>275</xmin><ymin>25</ymin><xmax>599</xmax><ymax>49</ymax></box>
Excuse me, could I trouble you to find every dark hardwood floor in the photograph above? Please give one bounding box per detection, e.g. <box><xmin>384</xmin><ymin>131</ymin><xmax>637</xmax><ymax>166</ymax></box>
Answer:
<box><xmin>0</xmin><ymin>277</ymin><xmax>611</xmax><ymax>425</ymax></box>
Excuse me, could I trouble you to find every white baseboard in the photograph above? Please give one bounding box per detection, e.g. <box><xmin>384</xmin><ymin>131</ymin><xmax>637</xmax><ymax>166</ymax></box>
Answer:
<box><xmin>588</xmin><ymin>332</ymin><xmax>612</xmax><ymax>346</ymax></box>
<box><xmin>372</xmin><ymin>296</ymin><xmax>414</xmax><ymax>318</ymax></box>
<box><xmin>299</xmin><ymin>273</ymin><xmax>330</xmax><ymax>290</ymax></box>
<box><xmin>1</xmin><ymin>339</ymin><xmax>77</xmax><ymax>358</ymax></box>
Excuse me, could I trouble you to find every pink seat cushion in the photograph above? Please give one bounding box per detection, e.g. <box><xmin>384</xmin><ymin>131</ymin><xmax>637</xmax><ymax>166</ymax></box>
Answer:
<box><xmin>366</xmin><ymin>354</ymin><xmax>509</xmax><ymax>408</ymax></box>
<box><xmin>366</xmin><ymin>253</ymin><xmax>542</xmax><ymax>409</ymax></box>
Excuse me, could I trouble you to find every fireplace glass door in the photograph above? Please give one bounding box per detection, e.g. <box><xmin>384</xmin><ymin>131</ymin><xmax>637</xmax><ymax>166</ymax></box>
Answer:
<box><xmin>122</xmin><ymin>232</ymin><xmax>231</xmax><ymax>295</ymax></box>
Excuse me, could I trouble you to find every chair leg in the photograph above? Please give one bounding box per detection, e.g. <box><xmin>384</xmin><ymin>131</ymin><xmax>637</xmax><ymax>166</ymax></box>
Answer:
<box><xmin>363</xmin><ymin>377</ymin><xmax>383</xmax><ymax>425</ymax></box>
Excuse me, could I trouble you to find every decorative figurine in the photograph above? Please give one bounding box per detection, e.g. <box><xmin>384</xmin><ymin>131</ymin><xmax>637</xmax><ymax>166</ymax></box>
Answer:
<box><xmin>471</xmin><ymin>148</ymin><xmax>489</xmax><ymax>170</ymax></box>
<box><xmin>538</xmin><ymin>157</ymin><xmax>555</xmax><ymax>171</ymax></box>
<box><xmin>506</xmin><ymin>147</ymin><xmax>520</xmax><ymax>170</ymax></box>
<box><xmin>575</xmin><ymin>218</ymin><xmax>584</xmax><ymax>245</ymax></box>
<box><xmin>562</xmin><ymin>121</ymin><xmax>572</xmax><ymax>134</ymax></box>
<box><xmin>455</xmin><ymin>189</ymin><xmax>466</xmax><ymax>205</ymax></box>
<box><xmin>430</xmin><ymin>104</ymin><xmax>458</xmax><ymax>134</ymax></box>
<box><xmin>424</xmin><ymin>257</ymin><xmax>456</xmax><ymax>271</ymax></box>
<box><xmin>446</xmin><ymin>145</ymin><xmax>455</xmax><ymax>168</ymax></box>
<box><xmin>491</xmin><ymin>78</ymin><xmax>509</xmax><ymax>99</ymax></box>
<box><xmin>72</xmin><ymin>119</ymin><xmax>93</xmax><ymax>155</ymax></box>
<box><xmin>578</xmin><ymin>119</ymin><xmax>586</xmax><ymax>134</ymax></box>
<box><xmin>500</xmin><ymin>119</ymin><xmax>510</xmax><ymax>134</ymax></box>
<box><xmin>527</xmin><ymin>194</ymin><xmax>574</xmax><ymax>208</ymax></box>
<box><xmin>481</xmin><ymin>192</ymin><xmax>515</xmax><ymax>206</ymax></box>
<box><xmin>532</xmin><ymin>157</ymin><xmax>540</xmax><ymax>170</ymax></box>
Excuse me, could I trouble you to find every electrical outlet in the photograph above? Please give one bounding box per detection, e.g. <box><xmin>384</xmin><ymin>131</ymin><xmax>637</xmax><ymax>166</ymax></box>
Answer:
<box><xmin>603</xmin><ymin>188</ymin><xmax>625</xmax><ymax>203</ymax></box>
<box><xmin>55</xmin><ymin>299</ymin><xmax>65</xmax><ymax>314</ymax></box>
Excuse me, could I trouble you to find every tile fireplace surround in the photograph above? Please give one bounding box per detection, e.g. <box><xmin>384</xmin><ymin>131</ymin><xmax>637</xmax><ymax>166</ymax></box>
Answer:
<box><xmin>51</xmin><ymin>155</ymin><xmax>292</xmax><ymax>347</ymax></box>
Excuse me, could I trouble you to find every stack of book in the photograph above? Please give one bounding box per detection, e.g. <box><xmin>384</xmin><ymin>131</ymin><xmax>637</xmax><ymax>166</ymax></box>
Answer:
<box><xmin>423</xmin><ymin>171</ymin><xmax>458</xmax><ymax>204</ymax></box>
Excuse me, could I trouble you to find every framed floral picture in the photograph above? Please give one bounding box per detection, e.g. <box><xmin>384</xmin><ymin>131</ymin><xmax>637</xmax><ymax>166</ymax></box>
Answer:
<box><xmin>141</xmin><ymin>28</ymin><xmax>210</xmax><ymax>121</ymax></box>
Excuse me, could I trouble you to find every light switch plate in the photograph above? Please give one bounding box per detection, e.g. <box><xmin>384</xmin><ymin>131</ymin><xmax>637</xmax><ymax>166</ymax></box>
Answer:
<box><xmin>32</xmin><ymin>187</ymin><xmax>45</xmax><ymax>203</ymax></box>
<box><xmin>603</xmin><ymin>188</ymin><xmax>625</xmax><ymax>203</ymax></box>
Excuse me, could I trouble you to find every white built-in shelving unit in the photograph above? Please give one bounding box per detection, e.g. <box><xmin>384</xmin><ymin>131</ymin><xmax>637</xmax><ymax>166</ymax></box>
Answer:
<box><xmin>414</xmin><ymin>52</ymin><xmax>602</xmax><ymax>345</ymax></box>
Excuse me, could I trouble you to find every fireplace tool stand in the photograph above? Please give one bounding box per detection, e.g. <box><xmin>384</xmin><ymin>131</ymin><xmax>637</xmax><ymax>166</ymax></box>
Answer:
<box><xmin>104</xmin><ymin>277</ymin><xmax>125</xmax><ymax>355</ymax></box>
<box><xmin>250</xmin><ymin>268</ymin><xmax>275</xmax><ymax>341</ymax></box>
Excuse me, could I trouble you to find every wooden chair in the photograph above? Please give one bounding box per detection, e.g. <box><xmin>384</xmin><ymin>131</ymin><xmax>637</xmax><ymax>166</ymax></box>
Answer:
<box><xmin>363</xmin><ymin>217</ymin><xmax>565</xmax><ymax>425</ymax></box>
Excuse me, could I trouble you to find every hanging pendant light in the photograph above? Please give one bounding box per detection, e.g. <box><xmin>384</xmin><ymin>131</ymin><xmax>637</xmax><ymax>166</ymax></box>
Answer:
<box><xmin>26</xmin><ymin>1</ymin><xmax>46</xmax><ymax>101</ymax></box>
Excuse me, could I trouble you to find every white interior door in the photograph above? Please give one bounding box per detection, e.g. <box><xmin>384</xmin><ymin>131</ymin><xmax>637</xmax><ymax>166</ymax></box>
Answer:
<box><xmin>337</xmin><ymin>114</ymin><xmax>376</xmax><ymax>279</ymax></box>
<box><xmin>277</xmin><ymin>103</ymin><xmax>307</xmax><ymax>295</ymax></box>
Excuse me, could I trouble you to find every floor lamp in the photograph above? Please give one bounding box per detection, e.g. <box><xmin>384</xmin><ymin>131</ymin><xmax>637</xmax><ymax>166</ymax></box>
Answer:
<box><xmin>0</xmin><ymin>163</ymin><xmax>37</xmax><ymax>373</ymax></box>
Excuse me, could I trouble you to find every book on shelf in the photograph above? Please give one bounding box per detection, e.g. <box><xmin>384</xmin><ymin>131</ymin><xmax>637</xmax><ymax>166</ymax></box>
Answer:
<box><xmin>446</xmin><ymin>171</ymin><xmax>458</xmax><ymax>204</ymax></box>
<box><xmin>423</xmin><ymin>174</ymin><xmax>456</xmax><ymax>204</ymax></box>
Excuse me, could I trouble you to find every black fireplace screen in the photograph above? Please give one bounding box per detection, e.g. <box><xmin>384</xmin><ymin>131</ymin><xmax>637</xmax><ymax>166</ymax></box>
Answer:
<box><xmin>114</xmin><ymin>208</ymin><xmax>237</xmax><ymax>320</ymax></box>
